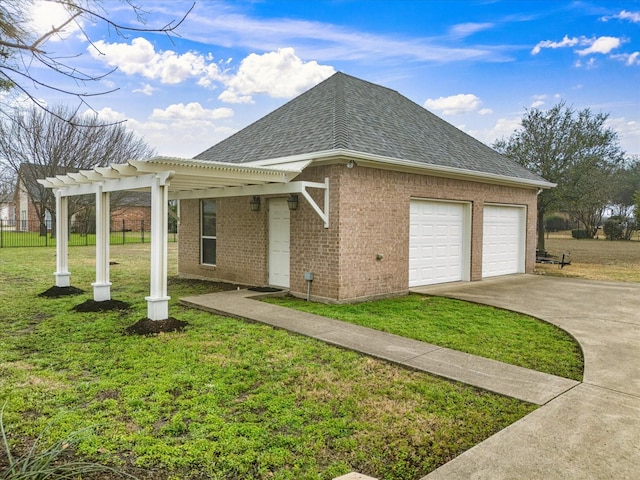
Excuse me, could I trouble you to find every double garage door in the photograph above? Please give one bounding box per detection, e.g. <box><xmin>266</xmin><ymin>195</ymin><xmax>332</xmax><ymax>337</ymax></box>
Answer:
<box><xmin>409</xmin><ymin>200</ymin><xmax>524</xmax><ymax>287</ymax></box>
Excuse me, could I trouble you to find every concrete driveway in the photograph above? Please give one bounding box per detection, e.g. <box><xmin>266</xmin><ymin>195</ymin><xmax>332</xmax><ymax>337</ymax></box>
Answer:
<box><xmin>415</xmin><ymin>274</ymin><xmax>640</xmax><ymax>479</ymax></box>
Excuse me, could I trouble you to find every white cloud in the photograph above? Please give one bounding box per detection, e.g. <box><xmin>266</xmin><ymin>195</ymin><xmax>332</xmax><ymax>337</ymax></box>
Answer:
<box><xmin>532</xmin><ymin>35</ymin><xmax>624</xmax><ymax>62</ymax></box>
<box><xmin>611</xmin><ymin>52</ymin><xmax>640</xmax><ymax>66</ymax></box>
<box><xmin>424</xmin><ymin>93</ymin><xmax>490</xmax><ymax>116</ymax></box>
<box><xmin>217</xmin><ymin>90</ymin><xmax>254</xmax><ymax>104</ymax></box>
<box><xmin>150</xmin><ymin>102</ymin><xmax>233</xmax><ymax>121</ymax></box>
<box><xmin>575</xmin><ymin>57</ymin><xmax>598</xmax><ymax>69</ymax></box>
<box><xmin>532</xmin><ymin>35</ymin><xmax>580</xmax><ymax>55</ymax></box>
<box><xmin>576</xmin><ymin>36</ymin><xmax>621</xmax><ymax>56</ymax></box>
<box><xmin>220</xmin><ymin>48</ymin><xmax>335</xmax><ymax>102</ymax></box>
<box><xmin>29</xmin><ymin>1</ymin><xmax>83</xmax><ymax>41</ymax></box>
<box><xmin>601</xmin><ymin>10</ymin><xmax>640</xmax><ymax>23</ymax></box>
<box><xmin>606</xmin><ymin>117</ymin><xmax>640</xmax><ymax>155</ymax></box>
<box><xmin>88</xmin><ymin>107</ymin><xmax>128</xmax><ymax>123</ymax></box>
<box><xmin>449</xmin><ymin>22</ymin><xmax>494</xmax><ymax>38</ymax></box>
<box><xmin>133</xmin><ymin>83</ymin><xmax>157</xmax><ymax>96</ymax></box>
<box><xmin>89</xmin><ymin>37</ymin><xmax>224</xmax><ymax>85</ymax></box>
<box><xmin>88</xmin><ymin>105</ymin><xmax>237</xmax><ymax>158</ymax></box>
<box><xmin>531</xmin><ymin>94</ymin><xmax>547</xmax><ymax>108</ymax></box>
<box><xmin>468</xmin><ymin>117</ymin><xmax>522</xmax><ymax>146</ymax></box>
<box><xmin>186</xmin><ymin>4</ymin><xmax>509</xmax><ymax>65</ymax></box>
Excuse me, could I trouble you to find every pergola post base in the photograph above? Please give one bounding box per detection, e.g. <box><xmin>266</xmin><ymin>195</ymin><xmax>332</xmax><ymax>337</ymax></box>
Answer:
<box><xmin>54</xmin><ymin>272</ymin><xmax>71</xmax><ymax>288</ymax></box>
<box><xmin>92</xmin><ymin>282</ymin><xmax>112</xmax><ymax>302</ymax></box>
<box><xmin>146</xmin><ymin>296</ymin><xmax>170</xmax><ymax>321</ymax></box>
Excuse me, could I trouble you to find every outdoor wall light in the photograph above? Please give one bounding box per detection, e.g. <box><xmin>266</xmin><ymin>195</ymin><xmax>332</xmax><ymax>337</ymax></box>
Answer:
<box><xmin>287</xmin><ymin>194</ymin><xmax>299</xmax><ymax>211</ymax></box>
<box><xmin>250</xmin><ymin>196</ymin><xmax>261</xmax><ymax>211</ymax></box>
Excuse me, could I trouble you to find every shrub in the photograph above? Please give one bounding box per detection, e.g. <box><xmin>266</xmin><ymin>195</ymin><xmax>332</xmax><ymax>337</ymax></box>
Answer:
<box><xmin>603</xmin><ymin>218</ymin><xmax>624</xmax><ymax>240</ymax></box>
<box><xmin>603</xmin><ymin>216</ymin><xmax>637</xmax><ymax>241</ymax></box>
<box><xmin>571</xmin><ymin>229</ymin><xmax>590</xmax><ymax>239</ymax></box>
<box><xmin>545</xmin><ymin>215</ymin><xmax>568</xmax><ymax>232</ymax></box>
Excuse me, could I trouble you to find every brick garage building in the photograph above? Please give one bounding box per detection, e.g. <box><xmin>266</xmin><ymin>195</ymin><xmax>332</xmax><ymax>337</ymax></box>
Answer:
<box><xmin>178</xmin><ymin>72</ymin><xmax>552</xmax><ymax>303</ymax></box>
<box><xmin>39</xmin><ymin>72</ymin><xmax>553</xmax><ymax>318</ymax></box>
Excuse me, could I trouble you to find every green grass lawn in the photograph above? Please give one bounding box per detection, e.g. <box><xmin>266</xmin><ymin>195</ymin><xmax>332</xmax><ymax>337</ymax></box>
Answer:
<box><xmin>1</xmin><ymin>244</ymin><xmax>542</xmax><ymax>479</ymax></box>
<box><xmin>264</xmin><ymin>295</ymin><xmax>584</xmax><ymax>381</ymax></box>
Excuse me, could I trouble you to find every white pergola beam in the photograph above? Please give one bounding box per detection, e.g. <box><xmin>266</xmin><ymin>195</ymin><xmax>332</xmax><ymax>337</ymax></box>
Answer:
<box><xmin>48</xmin><ymin>172</ymin><xmax>173</xmax><ymax>197</ymax></box>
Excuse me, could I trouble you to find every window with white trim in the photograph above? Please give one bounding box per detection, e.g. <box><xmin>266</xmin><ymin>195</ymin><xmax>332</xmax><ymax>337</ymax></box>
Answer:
<box><xmin>201</xmin><ymin>199</ymin><xmax>216</xmax><ymax>265</ymax></box>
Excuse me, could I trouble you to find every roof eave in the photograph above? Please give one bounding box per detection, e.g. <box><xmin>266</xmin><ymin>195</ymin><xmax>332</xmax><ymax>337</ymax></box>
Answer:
<box><xmin>248</xmin><ymin>149</ymin><xmax>556</xmax><ymax>190</ymax></box>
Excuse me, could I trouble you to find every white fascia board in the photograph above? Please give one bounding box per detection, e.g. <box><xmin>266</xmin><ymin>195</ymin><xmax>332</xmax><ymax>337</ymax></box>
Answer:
<box><xmin>247</xmin><ymin>149</ymin><xmax>555</xmax><ymax>189</ymax></box>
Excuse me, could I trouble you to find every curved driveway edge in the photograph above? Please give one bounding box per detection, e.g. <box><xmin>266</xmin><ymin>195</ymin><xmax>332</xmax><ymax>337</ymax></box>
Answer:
<box><xmin>416</xmin><ymin>274</ymin><xmax>640</xmax><ymax>479</ymax></box>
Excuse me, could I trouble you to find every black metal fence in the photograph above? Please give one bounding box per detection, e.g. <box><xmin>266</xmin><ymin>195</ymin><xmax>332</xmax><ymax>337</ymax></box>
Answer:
<box><xmin>0</xmin><ymin>219</ymin><xmax>177</xmax><ymax>248</ymax></box>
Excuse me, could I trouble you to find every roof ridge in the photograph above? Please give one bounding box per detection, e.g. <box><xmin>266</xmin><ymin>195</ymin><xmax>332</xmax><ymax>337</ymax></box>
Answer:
<box><xmin>333</xmin><ymin>72</ymin><xmax>348</xmax><ymax>149</ymax></box>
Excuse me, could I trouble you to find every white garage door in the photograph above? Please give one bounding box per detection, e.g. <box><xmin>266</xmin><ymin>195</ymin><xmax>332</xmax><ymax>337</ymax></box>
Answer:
<box><xmin>409</xmin><ymin>200</ymin><xmax>468</xmax><ymax>287</ymax></box>
<box><xmin>482</xmin><ymin>205</ymin><xmax>525</xmax><ymax>278</ymax></box>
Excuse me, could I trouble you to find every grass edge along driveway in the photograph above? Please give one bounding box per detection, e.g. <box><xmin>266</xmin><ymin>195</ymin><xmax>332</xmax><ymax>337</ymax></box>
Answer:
<box><xmin>264</xmin><ymin>294</ymin><xmax>584</xmax><ymax>382</ymax></box>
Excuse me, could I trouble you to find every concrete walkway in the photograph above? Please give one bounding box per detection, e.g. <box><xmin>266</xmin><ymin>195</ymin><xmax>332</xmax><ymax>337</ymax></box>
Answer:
<box><xmin>180</xmin><ymin>288</ymin><xmax>577</xmax><ymax>405</ymax></box>
<box><xmin>181</xmin><ymin>275</ymin><xmax>640</xmax><ymax>478</ymax></box>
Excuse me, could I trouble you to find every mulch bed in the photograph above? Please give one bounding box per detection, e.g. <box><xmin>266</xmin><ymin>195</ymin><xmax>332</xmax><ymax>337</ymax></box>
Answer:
<box><xmin>38</xmin><ymin>286</ymin><xmax>85</xmax><ymax>298</ymax></box>
<box><xmin>124</xmin><ymin>317</ymin><xmax>189</xmax><ymax>335</ymax></box>
<box><xmin>72</xmin><ymin>299</ymin><xmax>131</xmax><ymax>313</ymax></box>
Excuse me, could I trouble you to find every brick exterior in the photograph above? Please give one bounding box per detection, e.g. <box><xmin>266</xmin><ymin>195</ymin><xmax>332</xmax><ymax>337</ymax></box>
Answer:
<box><xmin>178</xmin><ymin>197</ymin><xmax>268</xmax><ymax>285</ymax></box>
<box><xmin>177</xmin><ymin>162</ymin><xmax>538</xmax><ymax>303</ymax></box>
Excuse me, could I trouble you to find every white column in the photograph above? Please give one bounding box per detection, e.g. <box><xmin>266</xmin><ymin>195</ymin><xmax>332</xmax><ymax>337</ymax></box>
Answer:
<box><xmin>146</xmin><ymin>174</ymin><xmax>170</xmax><ymax>320</ymax></box>
<box><xmin>92</xmin><ymin>184</ymin><xmax>112</xmax><ymax>302</ymax></box>
<box><xmin>54</xmin><ymin>189</ymin><xmax>70</xmax><ymax>287</ymax></box>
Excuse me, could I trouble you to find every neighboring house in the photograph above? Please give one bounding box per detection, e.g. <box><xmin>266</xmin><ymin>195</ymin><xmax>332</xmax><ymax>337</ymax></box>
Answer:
<box><xmin>39</xmin><ymin>72</ymin><xmax>553</xmax><ymax>319</ymax></box>
<box><xmin>15</xmin><ymin>163</ymin><xmax>53</xmax><ymax>232</ymax></box>
<box><xmin>16</xmin><ymin>163</ymin><xmax>151</xmax><ymax>233</ymax></box>
<box><xmin>177</xmin><ymin>72</ymin><xmax>552</xmax><ymax>303</ymax></box>
<box><xmin>0</xmin><ymin>193</ymin><xmax>15</xmax><ymax>226</ymax></box>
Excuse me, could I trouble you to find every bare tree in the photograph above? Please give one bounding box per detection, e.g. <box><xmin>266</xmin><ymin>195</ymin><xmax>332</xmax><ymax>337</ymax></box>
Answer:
<box><xmin>0</xmin><ymin>0</ymin><xmax>192</xmax><ymax>121</ymax></box>
<box><xmin>0</xmin><ymin>104</ymin><xmax>156</xmax><ymax>230</ymax></box>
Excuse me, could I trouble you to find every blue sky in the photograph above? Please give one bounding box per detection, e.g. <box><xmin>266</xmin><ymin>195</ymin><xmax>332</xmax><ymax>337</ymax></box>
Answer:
<box><xmin>25</xmin><ymin>0</ymin><xmax>640</xmax><ymax>158</ymax></box>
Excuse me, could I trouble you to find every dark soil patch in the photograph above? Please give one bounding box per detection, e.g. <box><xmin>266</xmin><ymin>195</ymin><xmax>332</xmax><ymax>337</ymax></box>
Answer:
<box><xmin>124</xmin><ymin>317</ymin><xmax>188</xmax><ymax>336</ymax></box>
<box><xmin>38</xmin><ymin>286</ymin><xmax>85</xmax><ymax>298</ymax></box>
<box><xmin>248</xmin><ymin>286</ymin><xmax>282</xmax><ymax>293</ymax></box>
<box><xmin>72</xmin><ymin>299</ymin><xmax>131</xmax><ymax>313</ymax></box>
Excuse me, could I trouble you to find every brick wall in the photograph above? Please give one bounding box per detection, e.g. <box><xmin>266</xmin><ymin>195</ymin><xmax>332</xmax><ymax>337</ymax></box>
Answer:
<box><xmin>292</xmin><ymin>163</ymin><xmax>537</xmax><ymax>303</ymax></box>
<box><xmin>178</xmin><ymin>197</ymin><xmax>268</xmax><ymax>285</ymax></box>
<box><xmin>177</xmin><ymin>162</ymin><xmax>538</xmax><ymax>303</ymax></box>
<box><xmin>110</xmin><ymin>206</ymin><xmax>151</xmax><ymax>232</ymax></box>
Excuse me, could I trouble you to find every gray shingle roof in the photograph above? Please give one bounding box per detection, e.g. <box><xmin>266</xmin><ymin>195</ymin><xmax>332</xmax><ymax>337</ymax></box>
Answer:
<box><xmin>194</xmin><ymin>72</ymin><xmax>544</xmax><ymax>183</ymax></box>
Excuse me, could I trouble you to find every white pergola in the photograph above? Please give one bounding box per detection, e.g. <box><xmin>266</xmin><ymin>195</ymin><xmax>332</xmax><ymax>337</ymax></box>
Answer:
<box><xmin>38</xmin><ymin>156</ymin><xmax>329</xmax><ymax>321</ymax></box>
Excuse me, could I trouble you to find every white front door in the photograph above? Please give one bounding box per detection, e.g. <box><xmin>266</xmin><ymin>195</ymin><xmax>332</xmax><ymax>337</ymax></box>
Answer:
<box><xmin>268</xmin><ymin>198</ymin><xmax>290</xmax><ymax>288</ymax></box>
